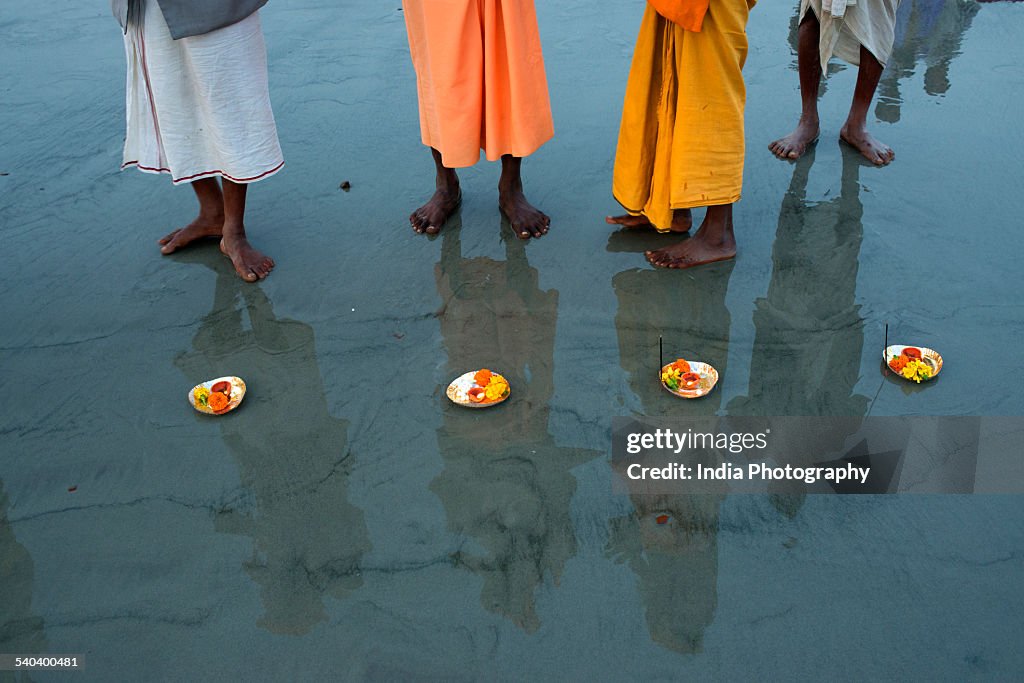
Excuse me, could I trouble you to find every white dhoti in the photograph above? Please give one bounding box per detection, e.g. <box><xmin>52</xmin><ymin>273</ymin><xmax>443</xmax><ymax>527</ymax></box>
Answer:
<box><xmin>801</xmin><ymin>0</ymin><xmax>900</xmax><ymax>71</ymax></box>
<box><xmin>121</xmin><ymin>0</ymin><xmax>283</xmax><ymax>184</ymax></box>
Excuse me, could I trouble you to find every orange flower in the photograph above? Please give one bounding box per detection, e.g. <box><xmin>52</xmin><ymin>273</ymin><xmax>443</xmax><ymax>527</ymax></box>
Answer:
<box><xmin>671</xmin><ymin>359</ymin><xmax>690</xmax><ymax>374</ymax></box>
<box><xmin>208</xmin><ymin>391</ymin><xmax>229</xmax><ymax>412</ymax></box>
<box><xmin>473</xmin><ymin>369</ymin><xmax>493</xmax><ymax>386</ymax></box>
<box><xmin>889</xmin><ymin>355</ymin><xmax>908</xmax><ymax>373</ymax></box>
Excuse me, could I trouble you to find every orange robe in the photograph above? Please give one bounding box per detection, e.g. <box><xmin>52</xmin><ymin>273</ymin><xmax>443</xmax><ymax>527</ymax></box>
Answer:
<box><xmin>402</xmin><ymin>0</ymin><xmax>554</xmax><ymax>169</ymax></box>
<box><xmin>613</xmin><ymin>0</ymin><xmax>754</xmax><ymax>231</ymax></box>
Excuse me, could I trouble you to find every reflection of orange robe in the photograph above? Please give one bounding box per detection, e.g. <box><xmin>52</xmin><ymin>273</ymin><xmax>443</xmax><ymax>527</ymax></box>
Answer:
<box><xmin>613</xmin><ymin>0</ymin><xmax>754</xmax><ymax>231</ymax></box>
<box><xmin>402</xmin><ymin>0</ymin><xmax>554</xmax><ymax>169</ymax></box>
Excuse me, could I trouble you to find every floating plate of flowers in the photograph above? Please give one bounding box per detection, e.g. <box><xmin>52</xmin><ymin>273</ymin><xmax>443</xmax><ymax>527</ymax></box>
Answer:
<box><xmin>447</xmin><ymin>369</ymin><xmax>510</xmax><ymax>408</ymax></box>
<box><xmin>189</xmin><ymin>376</ymin><xmax>246</xmax><ymax>415</ymax></box>
<box><xmin>884</xmin><ymin>345</ymin><xmax>942</xmax><ymax>383</ymax></box>
<box><xmin>660</xmin><ymin>359</ymin><xmax>718</xmax><ymax>399</ymax></box>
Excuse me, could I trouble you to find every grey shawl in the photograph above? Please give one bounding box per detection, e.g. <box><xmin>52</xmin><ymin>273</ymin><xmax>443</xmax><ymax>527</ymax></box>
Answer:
<box><xmin>112</xmin><ymin>0</ymin><xmax>269</xmax><ymax>40</ymax></box>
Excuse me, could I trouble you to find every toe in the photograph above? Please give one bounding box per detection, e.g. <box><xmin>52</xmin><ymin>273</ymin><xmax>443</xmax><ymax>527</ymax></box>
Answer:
<box><xmin>160</xmin><ymin>238</ymin><xmax>182</xmax><ymax>255</ymax></box>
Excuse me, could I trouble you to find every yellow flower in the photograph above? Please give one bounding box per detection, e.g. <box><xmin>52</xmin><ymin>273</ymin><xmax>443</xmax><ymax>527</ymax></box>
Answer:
<box><xmin>485</xmin><ymin>376</ymin><xmax>509</xmax><ymax>401</ymax></box>
<box><xmin>900</xmin><ymin>359</ymin><xmax>932</xmax><ymax>383</ymax></box>
<box><xmin>193</xmin><ymin>386</ymin><xmax>210</xmax><ymax>407</ymax></box>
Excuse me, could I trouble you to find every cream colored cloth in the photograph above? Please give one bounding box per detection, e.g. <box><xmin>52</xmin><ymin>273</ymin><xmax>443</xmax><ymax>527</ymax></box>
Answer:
<box><xmin>121</xmin><ymin>0</ymin><xmax>283</xmax><ymax>184</ymax></box>
<box><xmin>801</xmin><ymin>0</ymin><xmax>899</xmax><ymax>70</ymax></box>
<box><xmin>823</xmin><ymin>0</ymin><xmax>855</xmax><ymax>17</ymax></box>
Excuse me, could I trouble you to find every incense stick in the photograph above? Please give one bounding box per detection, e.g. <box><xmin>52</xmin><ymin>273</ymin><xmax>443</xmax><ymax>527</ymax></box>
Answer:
<box><xmin>659</xmin><ymin>335</ymin><xmax>663</xmax><ymax>370</ymax></box>
<box><xmin>883</xmin><ymin>323</ymin><xmax>889</xmax><ymax>374</ymax></box>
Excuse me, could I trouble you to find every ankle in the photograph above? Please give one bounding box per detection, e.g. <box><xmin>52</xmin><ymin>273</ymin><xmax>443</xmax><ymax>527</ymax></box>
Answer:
<box><xmin>498</xmin><ymin>178</ymin><xmax>523</xmax><ymax>195</ymax></box>
<box><xmin>436</xmin><ymin>170</ymin><xmax>459</xmax><ymax>193</ymax></box>
<box><xmin>221</xmin><ymin>220</ymin><xmax>246</xmax><ymax>239</ymax></box>
<box><xmin>842</xmin><ymin>116</ymin><xmax>867</xmax><ymax>133</ymax></box>
<box><xmin>198</xmin><ymin>208</ymin><xmax>225</xmax><ymax>224</ymax></box>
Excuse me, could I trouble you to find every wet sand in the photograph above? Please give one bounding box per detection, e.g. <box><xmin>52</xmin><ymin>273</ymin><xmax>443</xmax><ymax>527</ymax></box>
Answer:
<box><xmin>2</xmin><ymin>0</ymin><xmax>1024</xmax><ymax>678</ymax></box>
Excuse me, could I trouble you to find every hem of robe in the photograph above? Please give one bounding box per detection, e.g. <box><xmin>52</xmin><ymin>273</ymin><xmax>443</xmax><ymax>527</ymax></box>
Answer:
<box><xmin>426</xmin><ymin>133</ymin><xmax>553</xmax><ymax>170</ymax></box>
<box><xmin>612</xmin><ymin>190</ymin><xmax>743</xmax><ymax>232</ymax></box>
<box><xmin>120</xmin><ymin>160</ymin><xmax>285</xmax><ymax>186</ymax></box>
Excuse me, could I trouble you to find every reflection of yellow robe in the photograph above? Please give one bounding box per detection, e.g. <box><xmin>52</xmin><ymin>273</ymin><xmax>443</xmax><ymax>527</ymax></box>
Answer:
<box><xmin>613</xmin><ymin>0</ymin><xmax>754</xmax><ymax>231</ymax></box>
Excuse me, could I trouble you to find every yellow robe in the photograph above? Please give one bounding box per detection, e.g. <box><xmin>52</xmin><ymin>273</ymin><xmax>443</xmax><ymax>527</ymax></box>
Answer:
<box><xmin>613</xmin><ymin>0</ymin><xmax>754</xmax><ymax>231</ymax></box>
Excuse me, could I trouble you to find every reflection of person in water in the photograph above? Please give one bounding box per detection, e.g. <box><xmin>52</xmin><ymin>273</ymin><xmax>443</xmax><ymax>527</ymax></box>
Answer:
<box><xmin>730</xmin><ymin>149</ymin><xmax>869</xmax><ymax>419</ymax></box>
<box><xmin>0</xmin><ymin>480</ymin><xmax>48</xmax><ymax>660</ymax></box>
<box><xmin>875</xmin><ymin>0</ymin><xmax>980</xmax><ymax>123</ymax></box>
<box><xmin>612</xmin><ymin>259</ymin><xmax>733</xmax><ymax>419</ymax></box>
<box><xmin>729</xmin><ymin>148</ymin><xmax>871</xmax><ymax>508</ymax></box>
<box><xmin>430</xmin><ymin>222</ymin><xmax>599</xmax><ymax>633</ymax></box>
<box><xmin>175</xmin><ymin>261</ymin><xmax>370</xmax><ymax>635</ymax></box>
<box><xmin>606</xmin><ymin>255</ymin><xmax>734</xmax><ymax>653</ymax></box>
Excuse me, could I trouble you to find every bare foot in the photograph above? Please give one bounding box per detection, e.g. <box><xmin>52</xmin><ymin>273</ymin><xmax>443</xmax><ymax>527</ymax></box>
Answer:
<box><xmin>158</xmin><ymin>214</ymin><xmax>224</xmax><ymax>254</ymax></box>
<box><xmin>769</xmin><ymin>117</ymin><xmax>820</xmax><ymax>160</ymax></box>
<box><xmin>840</xmin><ymin>123</ymin><xmax>894</xmax><ymax>165</ymax></box>
<box><xmin>220</xmin><ymin>231</ymin><xmax>274</xmax><ymax>282</ymax></box>
<box><xmin>646</xmin><ymin>236</ymin><xmax>735</xmax><ymax>269</ymax></box>
<box><xmin>410</xmin><ymin>188</ymin><xmax>461</xmax><ymax>235</ymax></box>
<box><xmin>500</xmin><ymin>188</ymin><xmax>549</xmax><ymax>239</ymax></box>
<box><xmin>605</xmin><ymin>208</ymin><xmax>692</xmax><ymax>233</ymax></box>
<box><xmin>645</xmin><ymin>205</ymin><xmax>736</xmax><ymax>269</ymax></box>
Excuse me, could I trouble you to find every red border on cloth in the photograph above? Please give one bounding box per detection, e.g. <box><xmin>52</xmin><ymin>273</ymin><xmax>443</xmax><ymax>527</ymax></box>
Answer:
<box><xmin>121</xmin><ymin>160</ymin><xmax>285</xmax><ymax>185</ymax></box>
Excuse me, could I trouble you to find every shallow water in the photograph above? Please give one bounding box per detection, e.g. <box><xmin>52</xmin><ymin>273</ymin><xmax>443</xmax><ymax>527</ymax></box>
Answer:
<box><xmin>2</xmin><ymin>0</ymin><xmax>1024</xmax><ymax>679</ymax></box>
